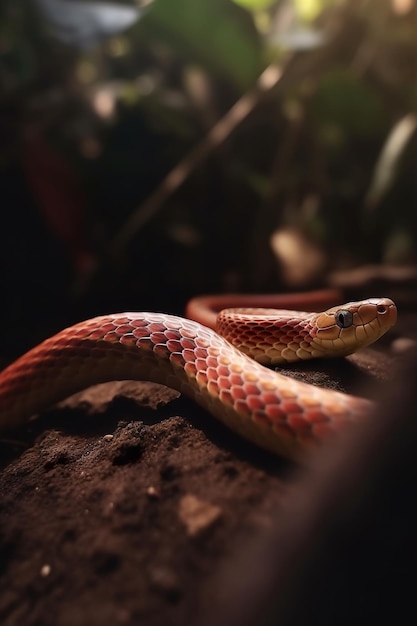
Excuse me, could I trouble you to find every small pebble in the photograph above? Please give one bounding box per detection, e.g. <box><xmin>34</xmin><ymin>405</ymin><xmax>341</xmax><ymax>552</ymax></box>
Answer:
<box><xmin>40</xmin><ymin>564</ymin><xmax>51</xmax><ymax>577</ymax></box>
<box><xmin>178</xmin><ymin>494</ymin><xmax>222</xmax><ymax>536</ymax></box>
<box><xmin>146</xmin><ymin>486</ymin><xmax>160</xmax><ymax>499</ymax></box>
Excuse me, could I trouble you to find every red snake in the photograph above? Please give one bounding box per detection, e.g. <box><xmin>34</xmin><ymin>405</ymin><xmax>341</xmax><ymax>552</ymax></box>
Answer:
<box><xmin>0</xmin><ymin>291</ymin><xmax>397</xmax><ymax>460</ymax></box>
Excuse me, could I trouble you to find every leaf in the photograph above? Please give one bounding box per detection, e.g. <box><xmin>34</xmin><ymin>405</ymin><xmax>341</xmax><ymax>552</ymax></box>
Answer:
<box><xmin>367</xmin><ymin>113</ymin><xmax>417</xmax><ymax>208</ymax></box>
<box><xmin>141</xmin><ymin>0</ymin><xmax>263</xmax><ymax>89</ymax></box>
<box><xmin>231</xmin><ymin>0</ymin><xmax>277</xmax><ymax>9</ymax></box>
<box><xmin>293</xmin><ymin>0</ymin><xmax>331</xmax><ymax>21</ymax></box>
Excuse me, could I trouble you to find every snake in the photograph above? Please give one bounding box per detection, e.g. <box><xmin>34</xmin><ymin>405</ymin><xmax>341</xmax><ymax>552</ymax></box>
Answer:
<box><xmin>0</xmin><ymin>292</ymin><xmax>397</xmax><ymax>460</ymax></box>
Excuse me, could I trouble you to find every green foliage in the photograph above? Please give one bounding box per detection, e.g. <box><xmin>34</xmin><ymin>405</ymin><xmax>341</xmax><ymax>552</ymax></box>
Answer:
<box><xmin>2</xmin><ymin>0</ymin><xmax>417</xmax><ymax>300</ymax></box>
<box><xmin>231</xmin><ymin>0</ymin><xmax>277</xmax><ymax>10</ymax></box>
<box><xmin>141</xmin><ymin>0</ymin><xmax>264</xmax><ymax>89</ymax></box>
<box><xmin>293</xmin><ymin>0</ymin><xmax>333</xmax><ymax>21</ymax></box>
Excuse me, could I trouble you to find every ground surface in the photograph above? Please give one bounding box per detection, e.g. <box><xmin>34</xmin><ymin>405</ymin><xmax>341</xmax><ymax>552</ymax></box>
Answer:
<box><xmin>0</xmin><ymin>305</ymin><xmax>413</xmax><ymax>626</ymax></box>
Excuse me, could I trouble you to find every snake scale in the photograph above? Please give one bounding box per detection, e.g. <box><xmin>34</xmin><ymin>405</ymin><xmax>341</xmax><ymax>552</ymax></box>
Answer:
<box><xmin>0</xmin><ymin>295</ymin><xmax>397</xmax><ymax>460</ymax></box>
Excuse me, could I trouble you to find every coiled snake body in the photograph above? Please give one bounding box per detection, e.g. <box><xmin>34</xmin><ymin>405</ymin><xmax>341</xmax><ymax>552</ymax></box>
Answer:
<box><xmin>0</xmin><ymin>295</ymin><xmax>397</xmax><ymax>460</ymax></box>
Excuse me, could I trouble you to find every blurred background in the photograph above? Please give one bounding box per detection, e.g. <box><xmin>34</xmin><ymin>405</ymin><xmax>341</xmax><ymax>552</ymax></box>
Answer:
<box><xmin>1</xmin><ymin>0</ymin><xmax>417</xmax><ymax>358</ymax></box>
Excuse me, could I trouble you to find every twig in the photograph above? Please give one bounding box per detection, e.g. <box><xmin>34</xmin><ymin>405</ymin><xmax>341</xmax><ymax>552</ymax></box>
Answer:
<box><xmin>110</xmin><ymin>63</ymin><xmax>285</xmax><ymax>258</ymax></box>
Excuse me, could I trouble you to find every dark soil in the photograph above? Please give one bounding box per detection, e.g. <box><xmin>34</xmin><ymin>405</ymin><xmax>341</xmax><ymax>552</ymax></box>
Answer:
<box><xmin>0</xmin><ymin>307</ymin><xmax>415</xmax><ymax>626</ymax></box>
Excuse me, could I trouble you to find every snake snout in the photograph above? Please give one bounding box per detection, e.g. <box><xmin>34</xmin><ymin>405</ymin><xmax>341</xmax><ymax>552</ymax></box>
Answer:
<box><xmin>375</xmin><ymin>298</ymin><xmax>397</xmax><ymax>329</ymax></box>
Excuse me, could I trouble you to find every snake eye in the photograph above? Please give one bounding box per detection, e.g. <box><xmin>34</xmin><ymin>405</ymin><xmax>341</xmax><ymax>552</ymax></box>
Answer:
<box><xmin>335</xmin><ymin>309</ymin><xmax>353</xmax><ymax>329</ymax></box>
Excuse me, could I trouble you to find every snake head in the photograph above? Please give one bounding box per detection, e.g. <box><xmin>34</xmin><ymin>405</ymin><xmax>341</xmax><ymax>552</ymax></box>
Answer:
<box><xmin>312</xmin><ymin>297</ymin><xmax>397</xmax><ymax>357</ymax></box>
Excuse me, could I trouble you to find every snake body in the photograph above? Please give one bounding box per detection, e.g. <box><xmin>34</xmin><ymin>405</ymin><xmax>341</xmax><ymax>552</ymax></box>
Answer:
<box><xmin>0</xmin><ymin>297</ymin><xmax>397</xmax><ymax>460</ymax></box>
